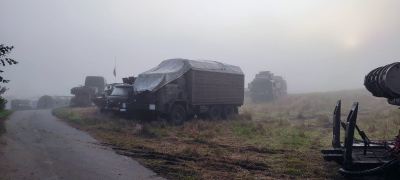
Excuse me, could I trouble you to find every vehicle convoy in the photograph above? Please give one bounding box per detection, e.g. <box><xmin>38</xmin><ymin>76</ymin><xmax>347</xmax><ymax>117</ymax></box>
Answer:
<box><xmin>248</xmin><ymin>71</ymin><xmax>287</xmax><ymax>103</ymax></box>
<box><xmin>10</xmin><ymin>99</ymin><xmax>32</xmax><ymax>110</ymax></box>
<box><xmin>70</xmin><ymin>76</ymin><xmax>107</xmax><ymax>107</ymax></box>
<box><xmin>322</xmin><ymin>62</ymin><xmax>400</xmax><ymax>176</ymax></box>
<box><xmin>118</xmin><ymin>58</ymin><xmax>245</xmax><ymax>125</ymax></box>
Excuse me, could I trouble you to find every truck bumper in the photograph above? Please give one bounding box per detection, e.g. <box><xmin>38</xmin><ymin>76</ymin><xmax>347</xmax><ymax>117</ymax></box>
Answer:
<box><xmin>131</xmin><ymin>103</ymin><xmax>158</xmax><ymax>111</ymax></box>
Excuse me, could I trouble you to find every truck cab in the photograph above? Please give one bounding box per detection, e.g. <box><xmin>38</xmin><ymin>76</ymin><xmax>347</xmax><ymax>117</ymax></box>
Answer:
<box><xmin>106</xmin><ymin>84</ymin><xmax>133</xmax><ymax>112</ymax></box>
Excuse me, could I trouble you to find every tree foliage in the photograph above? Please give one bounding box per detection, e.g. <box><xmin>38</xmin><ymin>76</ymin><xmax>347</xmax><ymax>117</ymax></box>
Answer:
<box><xmin>0</xmin><ymin>44</ymin><xmax>19</xmax><ymax>83</ymax></box>
<box><xmin>0</xmin><ymin>86</ymin><xmax>8</xmax><ymax>111</ymax></box>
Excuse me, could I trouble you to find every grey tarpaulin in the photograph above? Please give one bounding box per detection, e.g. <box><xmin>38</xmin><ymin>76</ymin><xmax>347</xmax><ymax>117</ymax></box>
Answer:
<box><xmin>133</xmin><ymin>58</ymin><xmax>243</xmax><ymax>92</ymax></box>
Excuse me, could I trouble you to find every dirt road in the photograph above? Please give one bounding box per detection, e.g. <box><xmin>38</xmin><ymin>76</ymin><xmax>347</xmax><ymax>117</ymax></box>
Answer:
<box><xmin>0</xmin><ymin>109</ymin><xmax>163</xmax><ymax>180</ymax></box>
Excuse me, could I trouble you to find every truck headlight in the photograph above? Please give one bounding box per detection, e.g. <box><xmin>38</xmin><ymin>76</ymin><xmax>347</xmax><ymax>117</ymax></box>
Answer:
<box><xmin>122</xmin><ymin>103</ymin><xmax>126</xmax><ymax>108</ymax></box>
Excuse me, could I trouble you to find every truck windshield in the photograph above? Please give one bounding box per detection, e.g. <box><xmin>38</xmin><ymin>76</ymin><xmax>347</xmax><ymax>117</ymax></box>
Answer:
<box><xmin>111</xmin><ymin>87</ymin><xmax>130</xmax><ymax>96</ymax></box>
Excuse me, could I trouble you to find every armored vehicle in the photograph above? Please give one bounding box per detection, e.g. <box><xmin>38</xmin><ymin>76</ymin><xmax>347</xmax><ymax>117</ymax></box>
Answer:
<box><xmin>130</xmin><ymin>59</ymin><xmax>244</xmax><ymax>125</ymax></box>
<box><xmin>10</xmin><ymin>99</ymin><xmax>32</xmax><ymax>110</ymax></box>
<box><xmin>70</xmin><ymin>76</ymin><xmax>107</xmax><ymax>107</ymax></box>
<box><xmin>248</xmin><ymin>71</ymin><xmax>287</xmax><ymax>103</ymax></box>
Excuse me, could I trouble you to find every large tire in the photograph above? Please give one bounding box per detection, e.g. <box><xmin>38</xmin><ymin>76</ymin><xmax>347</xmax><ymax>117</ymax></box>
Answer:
<box><xmin>209</xmin><ymin>105</ymin><xmax>221</xmax><ymax>121</ymax></box>
<box><xmin>222</xmin><ymin>105</ymin><xmax>234</xmax><ymax>119</ymax></box>
<box><xmin>168</xmin><ymin>104</ymin><xmax>186</xmax><ymax>125</ymax></box>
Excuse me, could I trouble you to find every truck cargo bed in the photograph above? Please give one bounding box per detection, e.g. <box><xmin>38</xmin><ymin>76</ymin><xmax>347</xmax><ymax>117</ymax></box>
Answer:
<box><xmin>187</xmin><ymin>69</ymin><xmax>244</xmax><ymax>105</ymax></box>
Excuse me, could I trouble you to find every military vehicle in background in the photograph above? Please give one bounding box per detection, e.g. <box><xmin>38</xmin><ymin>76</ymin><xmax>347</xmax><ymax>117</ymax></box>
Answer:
<box><xmin>273</xmin><ymin>75</ymin><xmax>287</xmax><ymax>96</ymax></box>
<box><xmin>92</xmin><ymin>83</ymin><xmax>120</xmax><ymax>111</ymax></box>
<box><xmin>248</xmin><ymin>71</ymin><xmax>287</xmax><ymax>103</ymax></box>
<box><xmin>10</xmin><ymin>99</ymin><xmax>32</xmax><ymax>110</ymax></box>
<box><xmin>129</xmin><ymin>59</ymin><xmax>244</xmax><ymax>125</ymax></box>
<box><xmin>106</xmin><ymin>77</ymin><xmax>135</xmax><ymax>113</ymax></box>
<box><xmin>70</xmin><ymin>76</ymin><xmax>107</xmax><ymax>107</ymax></box>
<box><xmin>97</xmin><ymin>76</ymin><xmax>135</xmax><ymax>112</ymax></box>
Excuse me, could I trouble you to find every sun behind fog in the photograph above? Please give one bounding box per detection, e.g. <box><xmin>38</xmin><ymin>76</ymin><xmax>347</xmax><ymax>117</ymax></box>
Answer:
<box><xmin>343</xmin><ymin>36</ymin><xmax>359</xmax><ymax>49</ymax></box>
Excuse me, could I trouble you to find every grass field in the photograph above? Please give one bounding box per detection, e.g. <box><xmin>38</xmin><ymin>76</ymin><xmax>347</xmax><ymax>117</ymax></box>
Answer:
<box><xmin>53</xmin><ymin>89</ymin><xmax>400</xmax><ymax>179</ymax></box>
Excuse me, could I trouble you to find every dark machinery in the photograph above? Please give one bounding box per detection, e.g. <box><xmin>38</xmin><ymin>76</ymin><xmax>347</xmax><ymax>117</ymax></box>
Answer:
<box><xmin>93</xmin><ymin>76</ymin><xmax>135</xmax><ymax>112</ymax></box>
<box><xmin>364</xmin><ymin>62</ymin><xmax>400</xmax><ymax>105</ymax></box>
<box><xmin>70</xmin><ymin>76</ymin><xmax>107</xmax><ymax>107</ymax></box>
<box><xmin>322</xmin><ymin>62</ymin><xmax>400</xmax><ymax>176</ymax></box>
<box><xmin>91</xmin><ymin>83</ymin><xmax>119</xmax><ymax>111</ymax></box>
<box><xmin>248</xmin><ymin>71</ymin><xmax>287</xmax><ymax>103</ymax></box>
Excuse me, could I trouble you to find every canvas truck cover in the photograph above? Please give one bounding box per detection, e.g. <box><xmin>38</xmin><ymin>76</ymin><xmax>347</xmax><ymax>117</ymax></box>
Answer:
<box><xmin>134</xmin><ymin>58</ymin><xmax>243</xmax><ymax>92</ymax></box>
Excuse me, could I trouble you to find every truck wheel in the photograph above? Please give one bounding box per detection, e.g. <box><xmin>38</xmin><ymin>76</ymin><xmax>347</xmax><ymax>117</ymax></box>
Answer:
<box><xmin>209</xmin><ymin>105</ymin><xmax>221</xmax><ymax>120</ymax></box>
<box><xmin>222</xmin><ymin>105</ymin><xmax>234</xmax><ymax>119</ymax></box>
<box><xmin>169</xmin><ymin>104</ymin><xmax>186</xmax><ymax>125</ymax></box>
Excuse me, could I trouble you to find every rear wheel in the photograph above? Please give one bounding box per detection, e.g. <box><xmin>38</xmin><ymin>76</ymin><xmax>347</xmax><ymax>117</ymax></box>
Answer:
<box><xmin>169</xmin><ymin>104</ymin><xmax>186</xmax><ymax>125</ymax></box>
<box><xmin>222</xmin><ymin>105</ymin><xmax>234</xmax><ymax>119</ymax></box>
<box><xmin>209</xmin><ymin>105</ymin><xmax>221</xmax><ymax>120</ymax></box>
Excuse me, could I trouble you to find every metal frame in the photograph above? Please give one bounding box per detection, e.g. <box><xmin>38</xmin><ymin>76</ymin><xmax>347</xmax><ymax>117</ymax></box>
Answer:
<box><xmin>322</xmin><ymin>100</ymin><xmax>396</xmax><ymax>171</ymax></box>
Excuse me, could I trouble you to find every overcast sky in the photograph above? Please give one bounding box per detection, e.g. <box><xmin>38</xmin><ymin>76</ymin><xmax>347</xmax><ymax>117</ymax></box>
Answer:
<box><xmin>1</xmin><ymin>0</ymin><xmax>400</xmax><ymax>99</ymax></box>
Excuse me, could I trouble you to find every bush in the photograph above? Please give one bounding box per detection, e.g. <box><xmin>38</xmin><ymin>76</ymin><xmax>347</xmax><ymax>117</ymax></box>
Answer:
<box><xmin>0</xmin><ymin>97</ymin><xmax>7</xmax><ymax>111</ymax></box>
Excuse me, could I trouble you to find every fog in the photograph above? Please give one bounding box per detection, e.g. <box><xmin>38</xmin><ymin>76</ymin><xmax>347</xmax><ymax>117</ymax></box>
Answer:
<box><xmin>1</xmin><ymin>0</ymin><xmax>400</xmax><ymax>99</ymax></box>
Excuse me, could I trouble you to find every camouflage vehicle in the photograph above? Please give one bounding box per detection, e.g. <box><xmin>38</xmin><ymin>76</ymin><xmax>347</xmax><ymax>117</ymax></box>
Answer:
<box><xmin>129</xmin><ymin>59</ymin><xmax>244</xmax><ymax>125</ymax></box>
<box><xmin>10</xmin><ymin>99</ymin><xmax>32</xmax><ymax>110</ymax></box>
<box><xmin>70</xmin><ymin>76</ymin><xmax>107</xmax><ymax>107</ymax></box>
<box><xmin>248</xmin><ymin>71</ymin><xmax>287</xmax><ymax>103</ymax></box>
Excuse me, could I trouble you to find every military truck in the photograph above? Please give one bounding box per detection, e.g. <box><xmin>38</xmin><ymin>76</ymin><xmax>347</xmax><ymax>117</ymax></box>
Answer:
<box><xmin>70</xmin><ymin>76</ymin><xmax>107</xmax><ymax>107</ymax></box>
<box><xmin>130</xmin><ymin>59</ymin><xmax>244</xmax><ymax>125</ymax></box>
<box><xmin>10</xmin><ymin>99</ymin><xmax>32</xmax><ymax>110</ymax></box>
<box><xmin>92</xmin><ymin>83</ymin><xmax>120</xmax><ymax>111</ymax></box>
<box><xmin>248</xmin><ymin>71</ymin><xmax>287</xmax><ymax>103</ymax></box>
<box><xmin>273</xmin><ymin>75</ymin><xmax>287</xmax><ymax>97</ymax></box>
<box><xmin>105</xmin><ymin>77</ymin><xmax>135</xmax><ymax>112</ymax></box>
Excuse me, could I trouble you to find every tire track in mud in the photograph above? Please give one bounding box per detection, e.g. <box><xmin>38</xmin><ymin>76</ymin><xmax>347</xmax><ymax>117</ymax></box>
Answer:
<box><xmin>101</xmin><ymin>142</ymin><xmax>285</xmax><ymax>174</ymax></box>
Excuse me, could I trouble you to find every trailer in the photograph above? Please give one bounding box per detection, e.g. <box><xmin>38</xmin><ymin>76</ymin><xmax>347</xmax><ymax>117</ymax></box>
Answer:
<box><xmin>128</xmin><ymin>59</ymin><xmax>244</xmax><ymax>125</ymax></box>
